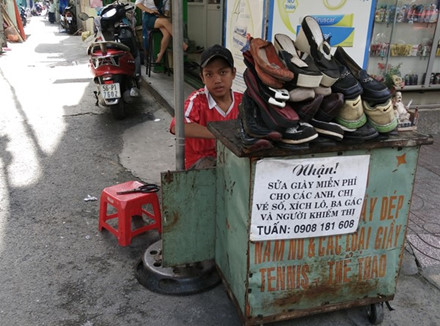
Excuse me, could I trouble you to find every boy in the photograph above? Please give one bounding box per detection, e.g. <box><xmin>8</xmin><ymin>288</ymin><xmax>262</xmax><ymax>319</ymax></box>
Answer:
<box><xmin>170</xmin><ymin>44</ymin><xmax>243</xmax><ymax>169</ymax></box>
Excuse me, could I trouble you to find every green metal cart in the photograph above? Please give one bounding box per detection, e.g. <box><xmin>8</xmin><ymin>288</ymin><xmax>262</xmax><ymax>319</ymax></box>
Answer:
<box><xmin>159</xmin><ymin>120</ymin><xmax>433</xmax><ymax>325</ymax></box>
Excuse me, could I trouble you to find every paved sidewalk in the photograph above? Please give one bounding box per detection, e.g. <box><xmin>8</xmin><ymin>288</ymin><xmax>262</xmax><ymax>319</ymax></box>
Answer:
<box><xmin>141</xmin><ymin>70</ymin><xmax>440</xmax><ymax>293</ymax></box>
<box><xmin>407</xmin><ymin>133</ymin><xmax>440</xmax><ymax>289</ymax></box>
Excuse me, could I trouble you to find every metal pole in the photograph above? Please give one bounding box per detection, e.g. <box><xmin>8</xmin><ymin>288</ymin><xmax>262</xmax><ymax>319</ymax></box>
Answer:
<box><xmin>172</xmin><ymin>0</ymin><xmax>185</xmax><ymax>171</ymax></box>
<box><xmin>0</xmin><ymin>9</ymin><xmax>6</xmax><ymax>49</ymax></box>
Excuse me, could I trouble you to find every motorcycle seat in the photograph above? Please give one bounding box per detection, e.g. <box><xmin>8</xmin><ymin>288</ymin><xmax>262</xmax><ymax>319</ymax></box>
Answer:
<box><xmin>88</xmin><ymin>41</ymin><xmax>130</xmax><ymax>55</ymax></box>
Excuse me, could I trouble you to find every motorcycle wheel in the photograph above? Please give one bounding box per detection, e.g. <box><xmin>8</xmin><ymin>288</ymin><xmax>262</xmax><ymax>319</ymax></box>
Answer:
<box><xmin>111</xmin><ymin>101</ymin><xmax>128</xmax><ymax>120</ymax></box>
<box><xmin>68</xmin><ymin>24</ymin><xmax>76</xmax><ymax>35</ymax></box>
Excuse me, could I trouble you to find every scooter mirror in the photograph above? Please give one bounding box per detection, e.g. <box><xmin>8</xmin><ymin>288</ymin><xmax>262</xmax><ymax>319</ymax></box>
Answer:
<box><xmin>79</xmin><ymin>12</ymin><xmax>90</xmax><ymax>21</ymax></box>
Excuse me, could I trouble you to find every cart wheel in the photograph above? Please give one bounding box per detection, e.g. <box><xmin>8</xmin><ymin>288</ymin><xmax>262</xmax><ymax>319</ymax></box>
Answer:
<box><xmin>367</xmin><ymin>302</ymin><xmax>384</xmax><ymax>325</ymax></box>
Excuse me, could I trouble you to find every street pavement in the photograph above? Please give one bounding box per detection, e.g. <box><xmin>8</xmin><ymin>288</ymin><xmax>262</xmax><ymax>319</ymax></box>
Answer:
<box><xmin>0</xmin><ymin>15</ymin><xmax>439</xmax><ymax>326</ymax></box>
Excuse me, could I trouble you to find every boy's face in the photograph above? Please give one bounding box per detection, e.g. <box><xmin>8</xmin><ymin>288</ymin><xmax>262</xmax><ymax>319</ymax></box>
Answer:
<box><xmin>200</xmin><ymin>58</ymin><xmax>236</xmax><ymax>99</ymax></box>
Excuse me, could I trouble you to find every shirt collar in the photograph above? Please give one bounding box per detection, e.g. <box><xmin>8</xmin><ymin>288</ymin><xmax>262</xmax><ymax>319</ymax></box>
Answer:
<box><xmin>204</xmin><ymin>86</ymin><xmax>234</xmax><ymax>112</ymax></box>
<box><xmin>205</xmin><ymin>86</ymin><xmax>217</xmax><ymax>110</ymax></box>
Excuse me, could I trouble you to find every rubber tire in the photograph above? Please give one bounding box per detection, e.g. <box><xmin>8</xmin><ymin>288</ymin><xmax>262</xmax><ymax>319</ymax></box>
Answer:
<box><xmin>367</xmin><ymin>302</ymin><xmax>384</xmax><ymax>325</ymax></box>
<box><xmin>111</xmin><ymin>101</ymin><xmax>128</xmax><ymax>120</ymax></box>
<box><xmin>68</xmin><ymin>24</ymin><xmax>76</xmax><ymax>35</ymax></box>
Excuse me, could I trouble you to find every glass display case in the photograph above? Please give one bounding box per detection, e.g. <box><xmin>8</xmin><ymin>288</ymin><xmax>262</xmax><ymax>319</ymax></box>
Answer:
<box><xmin>367</xmin><ymin>0</ymin><xmax>440</xmax><ymax>90</ymax></box>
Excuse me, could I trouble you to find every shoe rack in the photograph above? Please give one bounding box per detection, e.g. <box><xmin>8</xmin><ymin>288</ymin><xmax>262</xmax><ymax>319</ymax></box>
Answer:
<box><xmin>367</xmin><ymin>0</ymin><xmax>440</xmax><ymax>91</ymax></box>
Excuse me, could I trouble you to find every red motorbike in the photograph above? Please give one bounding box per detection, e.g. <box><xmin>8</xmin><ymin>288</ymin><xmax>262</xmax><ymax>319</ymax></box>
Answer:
<box><xmin>81</xmin><ymin>1</ymin><xmax>141</xmax><ymax>119</ymax></box>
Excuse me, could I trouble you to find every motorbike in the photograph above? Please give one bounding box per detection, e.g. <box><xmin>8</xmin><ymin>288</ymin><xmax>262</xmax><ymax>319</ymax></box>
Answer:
<box><xmin>31</xmin><ymin>3</ymin><xmax>43</xmax><ymax>16</ymax></box>
<box><xmin>80</xmin><ymin>1</ymin><xmax>141</xmax><ymax>119</ymax></box>
<box><xmin>61</xmin><ymin>4</ymin><xmax>77</xmax><ymax>35</ymax></box>
<box><xmin>20</xmin><ymin>6</ymin><xmax>28</xmax><ymax>27</ymax></box>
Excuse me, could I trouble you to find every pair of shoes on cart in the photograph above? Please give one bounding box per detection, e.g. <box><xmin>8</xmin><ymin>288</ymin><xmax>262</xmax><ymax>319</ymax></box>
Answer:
<box><xmin>242</xmin><ymin>38</ymin><xmax>339</xmax><ymax>145</ymax></box>
<box><xmin>295</xmin><ymin>15</ymin><xmax>396</xmax><ymax>134</ymax></box>
<box><xmin>334</xmin><ymin>46</ymin><xmax>397</xmax><ymax>134</ymax></box>
<box><xmin>249</xmin><ymin>35</ymin><xmax>344</xmax><ymax>142</ymax></box>
<box><xmin>273</xmin><ymin>32</ymin><xmax>349</xmax><ymax>141</ymax></box>
<box><xmin>241</xmin><ymin>67</ymin><xmax>318</xmax><ymax>145</ymax></box>
<box><xmin>237</xmin><ymin>16</ymin><xmax>395</xmax><ymax>152</ymax></box>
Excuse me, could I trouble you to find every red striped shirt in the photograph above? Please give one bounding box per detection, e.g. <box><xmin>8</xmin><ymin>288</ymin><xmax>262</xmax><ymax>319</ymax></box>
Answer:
<box><xmin>170</xmin><ymin>87</ymin><xmax>242</xmax><ymax>169</ymax></box>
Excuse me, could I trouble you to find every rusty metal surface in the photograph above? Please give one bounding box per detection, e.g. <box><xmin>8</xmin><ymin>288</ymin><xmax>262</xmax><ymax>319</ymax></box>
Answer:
<box><xmin>160</xmin><ymin>168</ymin><xmax>217</xmax><ymax>266</ymax></box>
<box><xmin>242</xmin><ymin>295</ymin><xmax>393</xmax><ymax>325</ymax></box>
<box><xmin>215</xmin><ymin>143</ymin><xmax>252</xmax><ymax>313</ymax></box>
<box><xmin>207</xmin><ymin>120</ymin><xmax>433</xmax><ymax>158</ymax></box>
<box><xmin>214</xmin><ymin>141</ymin><xmax>421</xmax><ymax>322</ymax></box>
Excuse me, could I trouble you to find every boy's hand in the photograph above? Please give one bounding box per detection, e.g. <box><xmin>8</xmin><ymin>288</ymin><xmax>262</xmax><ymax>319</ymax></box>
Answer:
<box><xmin>185</xmin><ymin>123</ymin><xmax>215</xmax><ymax>139</ymax></box>
<box><xmin>170</xmin><ymin>123</ymin><xmax>215</xmax><ymax>139</ymax></box>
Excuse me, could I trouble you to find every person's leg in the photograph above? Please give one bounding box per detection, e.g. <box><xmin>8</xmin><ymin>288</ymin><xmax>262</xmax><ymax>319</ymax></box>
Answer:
<box><xmin>156</xmin><ymin>27</ymin><xmax>171</xmax><ymax>63</ymax></box>
<box><xmin>154</xmin><ymin>17</ymin><xmax>188</xmax><ymax>63</ymax></box>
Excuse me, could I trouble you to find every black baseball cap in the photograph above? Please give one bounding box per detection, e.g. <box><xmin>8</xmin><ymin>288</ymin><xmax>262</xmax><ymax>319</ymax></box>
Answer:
<box><xmin>200</xmin><ymin>44</ymin><xmax>234</xmax><ymax>68</ymax></box>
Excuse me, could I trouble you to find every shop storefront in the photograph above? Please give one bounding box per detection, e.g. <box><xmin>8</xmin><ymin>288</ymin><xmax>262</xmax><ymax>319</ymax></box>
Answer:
<box><xmin>76</xmin><ymin>0</ymin><xmax>440</xmax><ymax>110</ymax></box>
<box><xmin>203</xmin><ymin>0</ymin><xmax>440</xmax><ymax>108</ymax></box>
<box><xmin>367</xmin><ymin>0</ymin><xmax>440</xmax><ymax>107</ymax></box>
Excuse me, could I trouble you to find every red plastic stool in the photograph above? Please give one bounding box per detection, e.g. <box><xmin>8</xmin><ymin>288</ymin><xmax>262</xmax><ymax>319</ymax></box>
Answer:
<box><xmin>99</xmin><ymin>181</ymin><xmax>161</xmax><ymax>246</ymax></box>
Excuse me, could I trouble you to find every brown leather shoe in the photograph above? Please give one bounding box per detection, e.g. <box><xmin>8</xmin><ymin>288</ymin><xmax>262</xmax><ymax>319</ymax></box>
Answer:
<box><xmin>250</xmin><ymin>38</ymin><xmax>294</xmax><ymax>85</ymax></box>
<box><xmin>243</xmin><ymin>50</ymin><xmax>285</xmax><ymax>89</ymax></box>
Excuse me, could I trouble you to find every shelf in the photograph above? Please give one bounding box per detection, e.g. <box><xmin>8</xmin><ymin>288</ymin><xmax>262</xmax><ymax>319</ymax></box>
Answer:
<box><xmin>395</xmin><ymin>84</ymin><xmax>440</xmax><ymax>91</ymax></box>
<box><xmin>374</xmin><ymin>21</ymin><xmax>437</xmax><ymax>26</ymax></box>
<box><xmin>370</xmin><ymin>54</ymin><xmax>431</xmax><ymax>58</ymax></box>
<box><xmin>368</xmin><ymin>1</ymin><xmax>440</xmax><ymax>98</ymax></box>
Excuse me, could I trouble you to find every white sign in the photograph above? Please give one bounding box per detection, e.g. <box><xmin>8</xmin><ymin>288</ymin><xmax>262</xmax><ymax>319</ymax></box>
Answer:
<box><xmin>225</xmin><ymin>0</ymin><xmax>265</xmax><ymax>93</ymax></box>
<box><xmin>268</xmin><ymin>0</ymin><xmax>376</xmax><ymax>68</ymax></box>
<box><xmin>250</xmin><ymin>155</ymin><xmax>370</xmax><ymax>241</ymax></box>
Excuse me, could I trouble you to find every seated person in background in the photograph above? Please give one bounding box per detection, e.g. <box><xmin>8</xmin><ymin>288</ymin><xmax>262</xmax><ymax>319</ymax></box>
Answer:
<box><xmin>170</xmin><ymin>45</ymin><xmax>243</xmax><ymax>170</ymax></box>
<box><xmin>135</xmin><ymin>0</ymin><xmax>188</xmax><ymax>63</ymax></box>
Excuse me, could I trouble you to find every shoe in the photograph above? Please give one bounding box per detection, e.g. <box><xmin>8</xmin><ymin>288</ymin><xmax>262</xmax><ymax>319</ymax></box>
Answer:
<box><xmin>331</xmin><ymin>64</ymin><xmax>363</xmax><ymax>99</ymax></box>
<box><xmin>298</xmin><ymin>51</ymin><xmax>333</xmax><ymax>88</ymax></box>
<box><xmin>243</xmin><ymin>50</ymin><xmax>284</xmax><ymax>89</ymax></box>
<box><xmin>344</xmin><ymin>122</ymin><xmax>379</xmax><ymax>141</ymax></box>
<box><xmin>244</xmin><ymin>67</ymin><xmax>300</xmax><ymax>130</ymax></box>
<box><xmin>236</xmin><ymin>119</ymin><xmax>274</xmax><ymax>152</ymax></box>
<box><xmin>281</xmin><ymin>122</ymin><xmax>318</xmax><ymax>144</ymax></box>
<box><xmin>309</xmin><ymin>92</ymin><xmax>344</xmax><ymax>141</ymax></box>
<box><xmin>314</xmin><ymin>92</ymin><xmax>344</xmax><ymax>122</ymax></box>
<box><xmin>239</xmin><ymin>95</ymin><xmax>283</xmax><ymax>141</ymax></box>
<box><xmin>362</xmin><ymin>99</ymin><xmax>398</xmax><ymax>133</ymax></box>
<box><xmin>295</xmin><ymin>16</ymin><xmax>340</xmax><ymax>86</ymax></box>
<box><xmin>243</xmin><ymin>67</ymin><xmax>288</xmax><ymax>108</ymax></box>
<box><xmin>292</xmin><ymin>94</ymin><xmax>324</xmax><ymax>122</ymax></box>
<box><xmin>334</xmin><ymin>95</ymin><xmax>367</xmax><ymax>129</ymax></box>
<box><xmin>249</xmin><ymin>38</ymin><xmax>294</xmax><ymax>86</ymax></box>
<box><xmin>273</xmin><ymin>33</ymin><xmax>323</xmax><ymax>88</ymax></box>
<box><xmin>243</xmin><ymin>63</ymin><xmax>300</xmax><ymax>131</ymax></box>
<box><xmin>266</xmin><ymin>87</ymin><xmax>290</xmax><ymax>101</ymax></box>
<box><xmin>243</xmin><ymin>67</ymin><xmax>300</xmax><ymax>130</ymax></box>
<box><xmin>334</xmin><ymin>46</ymin><xmax>391</xmax><ymax>104</ymax></box>
<box><xmin>314</xmin><ymin>85</ymin><xmax>332</xmax><ymax>96</ymax></box>
<box><xmin>285</xmin><ymin>84</ymin><xmax>316</xmax><ymax>102</ymax></box>
<box><xmin>130</xmin><ymin>87</ymin><xmax>140</xmax><ymax>97</ymax></box>
<box><xmin>310</xmin><ymin>119</ymin><xmax>344</xmax><ymax>141</ymax></box>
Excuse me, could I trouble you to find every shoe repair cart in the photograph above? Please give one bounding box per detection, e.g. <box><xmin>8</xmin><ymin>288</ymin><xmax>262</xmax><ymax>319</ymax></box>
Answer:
<box><xmin>158</xmin><ymin>120</ymin><xmax>433</xmax><ymax>325</ymax></box>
